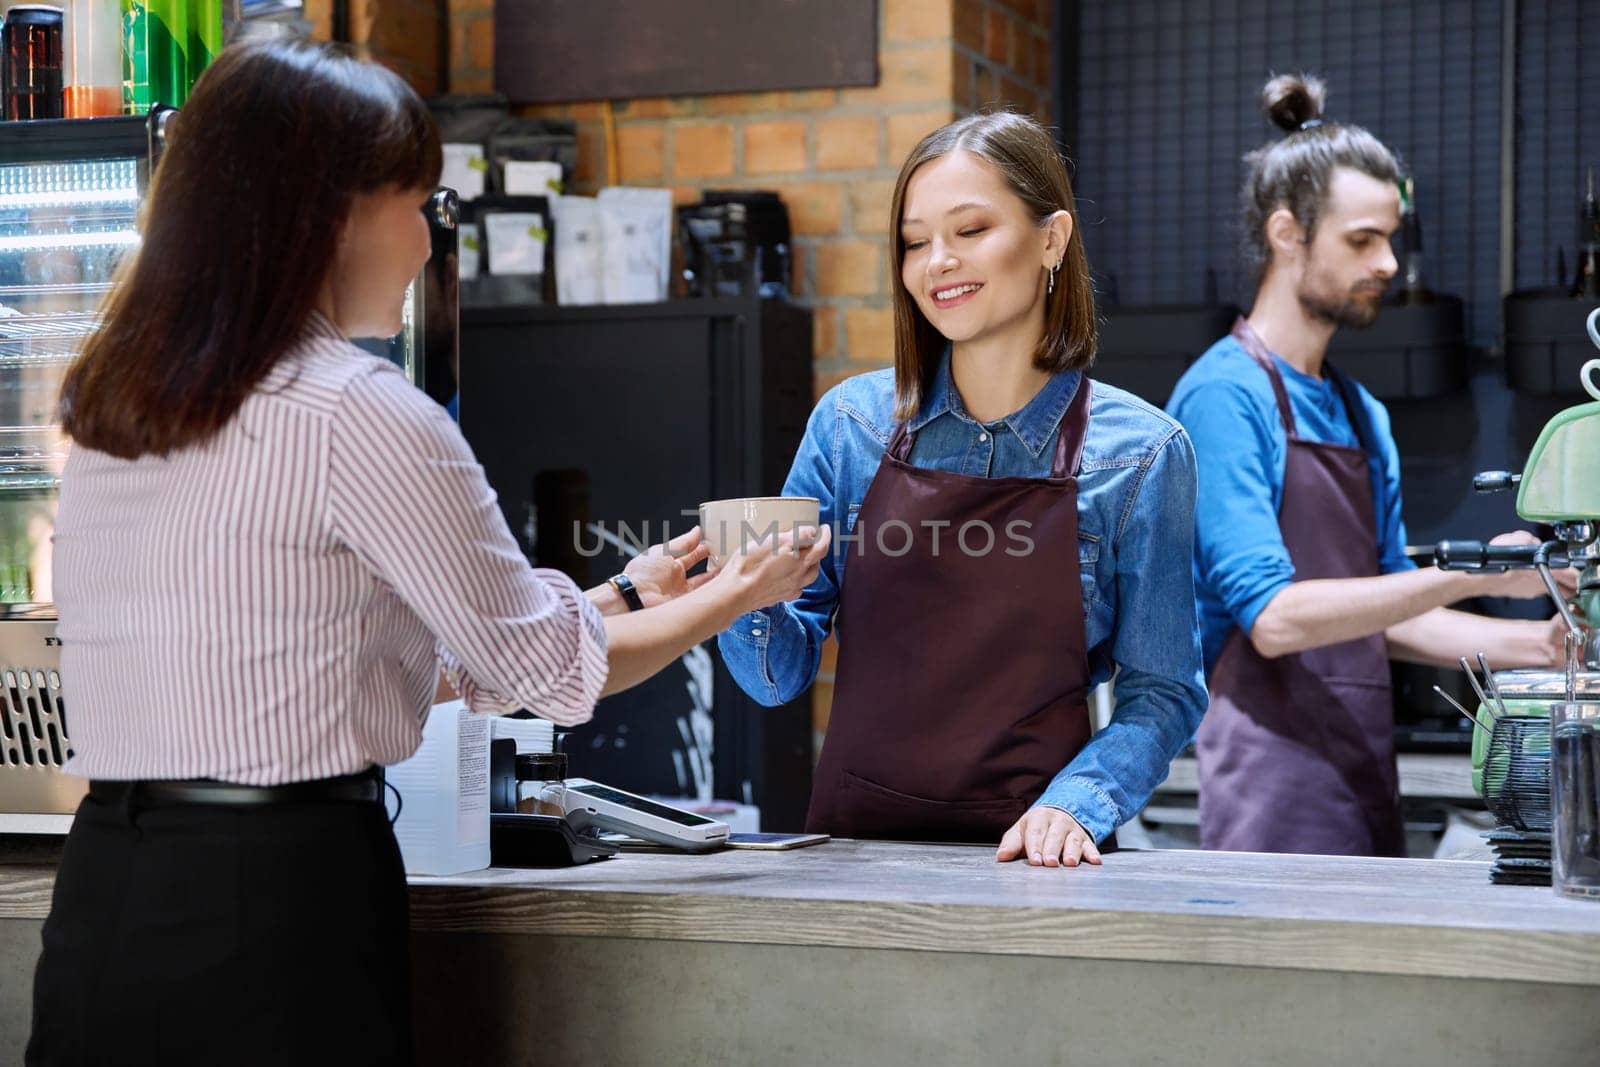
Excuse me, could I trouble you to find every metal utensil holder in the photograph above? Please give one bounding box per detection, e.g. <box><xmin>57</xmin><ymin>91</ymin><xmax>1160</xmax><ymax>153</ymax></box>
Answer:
<box><xmin>1482</xmin><ymin>714</ymin><xmax>1553</xmax><ymax>832</ymax></box>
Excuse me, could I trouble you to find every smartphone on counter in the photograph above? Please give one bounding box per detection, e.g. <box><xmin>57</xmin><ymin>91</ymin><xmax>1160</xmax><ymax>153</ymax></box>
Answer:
<box><xmin>726</xmin><ymin>832</ymin><xmax>830</xmax><ymax>850</ymax></box>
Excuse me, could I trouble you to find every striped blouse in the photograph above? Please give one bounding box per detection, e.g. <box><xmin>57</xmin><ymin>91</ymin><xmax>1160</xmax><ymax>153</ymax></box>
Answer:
<box><xmin>53</xmin><ymin>314</ymin><xmax>608</xmax><ymax>785</ymax></box>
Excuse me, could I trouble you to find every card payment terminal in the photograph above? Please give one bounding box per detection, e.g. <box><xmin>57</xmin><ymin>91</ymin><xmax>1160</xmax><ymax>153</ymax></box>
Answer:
<box><xmin>559</xmin><ymin>778</ymin><xmax>731</xmax><ymax>852</ymax></box>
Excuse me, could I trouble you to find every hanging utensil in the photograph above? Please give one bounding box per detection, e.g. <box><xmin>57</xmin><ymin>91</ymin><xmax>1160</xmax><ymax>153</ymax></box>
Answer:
<box><xmin>1477</xmin><ymin>652</ymin><xmax>1511</xmax><ymax>718</ymax></box>
<box><xmin>1434</xmin><ymin>685</ymin><xmax>1494</xmax><ymax>729</ymax></box>
<box><xmin>1458</xmin><ymin>656</ymin><xmax>1499</xmax><ymax>721</ymax></box>
<box><xmin>1568</xmin><ymin>631</ymin><xmax>1580</xmax><ymax>704</ymax></box>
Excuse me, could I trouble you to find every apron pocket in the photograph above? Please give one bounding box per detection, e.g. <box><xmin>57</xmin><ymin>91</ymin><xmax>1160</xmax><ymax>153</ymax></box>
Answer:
<box><xmin>838</xmin><ymin>770</ymin><xmax>1024</xmax><ymax>843</ymax></box>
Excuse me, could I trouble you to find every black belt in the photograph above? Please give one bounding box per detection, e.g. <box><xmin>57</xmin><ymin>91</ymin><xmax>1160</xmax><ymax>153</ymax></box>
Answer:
<box><xmin>89</xmin><ymin>767</ymin><xmax>385</xmax><ymax>809</ymax></box>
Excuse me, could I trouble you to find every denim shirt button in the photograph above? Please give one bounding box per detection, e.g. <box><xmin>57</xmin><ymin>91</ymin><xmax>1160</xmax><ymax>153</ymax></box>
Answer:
<box><xmin>750</xmin><ymin>628</ymin><xmax>763</xmax><ymax>637</ymax></box>
<box><xmin>978</xmin><ymin>433</ymin><xmax>988</xmax><ymax>442</ymax></box>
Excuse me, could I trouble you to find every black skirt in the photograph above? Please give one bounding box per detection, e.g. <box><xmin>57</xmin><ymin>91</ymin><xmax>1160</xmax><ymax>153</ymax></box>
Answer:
<box><xmin>28</xmin><ymin>785</ymin><xmax>413</xmax><ymax>1066</ymax></box>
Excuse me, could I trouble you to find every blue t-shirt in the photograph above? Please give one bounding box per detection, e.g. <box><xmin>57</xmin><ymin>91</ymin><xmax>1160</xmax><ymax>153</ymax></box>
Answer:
<box><xmin>1166</xmin><ymin>334</ymin><xmax>1415</xmax><ymax>673</ymax></box>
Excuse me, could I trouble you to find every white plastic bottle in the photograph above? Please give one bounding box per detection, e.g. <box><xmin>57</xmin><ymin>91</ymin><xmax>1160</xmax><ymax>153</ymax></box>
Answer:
<box><xmin>385</xmin><ymin>699</ymin><xmax>491</xmax><ymax>876</ymax></box>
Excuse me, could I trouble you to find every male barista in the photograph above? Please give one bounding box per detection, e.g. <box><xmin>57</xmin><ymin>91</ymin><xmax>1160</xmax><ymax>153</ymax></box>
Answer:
<box><xmin>1166</xmin><ymin>74</ymin><xmax>1572</xmax><ymax>857</ymax></box>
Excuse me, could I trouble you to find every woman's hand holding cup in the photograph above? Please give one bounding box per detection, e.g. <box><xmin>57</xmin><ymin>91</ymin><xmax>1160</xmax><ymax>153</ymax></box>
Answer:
<box><xmin>622</xmin><ymin>525</ymin><xmax>715</xmax><ymax>608</ymax></box>
<box><xmin>712</xmin><ymin>523</ymin><xmax>831</xmax><ymax>613</ymax></box>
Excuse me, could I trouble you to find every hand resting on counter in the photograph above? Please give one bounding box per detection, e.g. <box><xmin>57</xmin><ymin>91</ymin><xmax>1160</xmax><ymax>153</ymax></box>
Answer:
<box><xmin>997</xmin><ymin>805</ymin><xmax>1102</xmax><ymax>868</ymax></box>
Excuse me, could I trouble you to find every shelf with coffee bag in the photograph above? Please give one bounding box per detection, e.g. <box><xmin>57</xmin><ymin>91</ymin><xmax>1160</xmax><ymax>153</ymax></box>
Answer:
<box><xmin>1091</xmin><ymin>302</ymin><xmax>1239</xmax><ymax>408</ymax></box>
<box><xmin>1504</xmin><ymin>290</ymin><xmax>1600</xmax><ymax>395</ymax></box>
<box><xmin>1324</xmin><ymin>294</ymin><xmax>1468</xmax><ymax>400</ymax></box>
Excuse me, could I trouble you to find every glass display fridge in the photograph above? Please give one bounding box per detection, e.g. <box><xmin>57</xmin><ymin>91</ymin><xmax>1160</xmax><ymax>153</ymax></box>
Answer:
<box><xmin>0</xmin><ymin>114</ymin><xmax>458</xmax><ymax>832</ymax></box>
<box><xmin>0</xmin><ymin>115</ymin><xmax>157</xmax><ymax>831</ymax></box>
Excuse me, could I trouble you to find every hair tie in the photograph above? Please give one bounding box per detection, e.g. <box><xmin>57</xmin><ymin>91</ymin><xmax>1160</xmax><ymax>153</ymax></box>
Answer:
<box><xmin>1298</xmin><ymin>118</ymin><xmax>1325</xmax><ymax>131</ymax></box>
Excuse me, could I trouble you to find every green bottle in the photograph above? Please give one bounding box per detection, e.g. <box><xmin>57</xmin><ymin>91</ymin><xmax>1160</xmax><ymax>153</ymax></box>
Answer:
<box><xmin>122</xmin><ymin>0</ymin><xmax>218</xmax><ymax>113</ymax></box>
<box><xmin>186</xmin><ymin>0</ymin><xmax>221</xmax><ymax>96</ymax></box>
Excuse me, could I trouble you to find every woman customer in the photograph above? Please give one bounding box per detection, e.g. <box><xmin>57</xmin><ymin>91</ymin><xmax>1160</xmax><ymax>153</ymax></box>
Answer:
<box><xmin>29</xmin><ymin>40</ymin><xmax>823</xmax><ymax>1066</ymax></box>
<box><xmin>718</xmin><ymin>112</ymin><xmax>1206</xmax><ymax>867</ymax></box>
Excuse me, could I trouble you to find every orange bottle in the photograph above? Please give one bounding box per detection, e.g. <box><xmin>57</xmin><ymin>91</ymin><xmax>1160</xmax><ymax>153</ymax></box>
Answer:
<box><xmin>64</xmin><ymin>0</ymin><xmax>119</xmax><ymax>117</ymax></box>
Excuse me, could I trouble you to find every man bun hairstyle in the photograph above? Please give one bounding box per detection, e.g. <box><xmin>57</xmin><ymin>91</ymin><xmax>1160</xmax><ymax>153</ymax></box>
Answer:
<box><xmin>1240</xmin><ymin>73</ymin><xmax>1399</xmax><ymax>282</ymax></box>
<box><xmin>1261</xmin><ymin>72</ymin><xmax>1327</xmax><ymax>132</ymax></box>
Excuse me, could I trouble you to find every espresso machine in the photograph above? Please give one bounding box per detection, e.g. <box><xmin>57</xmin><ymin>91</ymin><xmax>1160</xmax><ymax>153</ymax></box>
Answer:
<box><xmin>1431</xmin><ymin>308</ymin><xmax>1600</xmax><ymax>886</ymax></box>
<box><xmin>1435</xmin><ymin>307</ymin><xmax>1600</xmax><ymax>661</ymax></box>
<box><xmin>0</xmin><ymin>110</ymin><xmax>459</xmax><ymax>832</ymax></box>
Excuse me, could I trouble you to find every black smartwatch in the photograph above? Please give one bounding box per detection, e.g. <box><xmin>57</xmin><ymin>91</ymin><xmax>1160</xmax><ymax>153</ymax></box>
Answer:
<box><xmin>608</xmin><ymin>573</ymin><xmax>645</xmax><ymax>612</ymax></box>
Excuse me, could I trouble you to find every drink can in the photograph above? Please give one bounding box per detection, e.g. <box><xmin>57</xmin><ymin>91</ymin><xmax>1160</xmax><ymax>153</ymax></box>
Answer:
<box><xmin>185</xmin><ymin>0</ymin><xmax>220</xmax><ymax>92</ymax></box>
<box><xmin>3</xmin><ymin>5</ymin><xmax>66</xmax><ymax>121</ymax></box>
<box><xmin>120</xmin><ymin>0</ymin><xmax>219</xmax><ymax>113</ymax></box>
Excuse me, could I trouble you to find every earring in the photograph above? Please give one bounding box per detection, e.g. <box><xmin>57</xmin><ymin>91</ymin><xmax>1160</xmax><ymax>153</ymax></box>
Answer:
<box><xmin>1047</xmin><ymin>263</ymin><xmax>1058</xmax><ymax>295</ymax></box>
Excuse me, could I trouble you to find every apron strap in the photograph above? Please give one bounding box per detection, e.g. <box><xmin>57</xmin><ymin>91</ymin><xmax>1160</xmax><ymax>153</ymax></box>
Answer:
<box><xmin>885</xmin><ymin>421</ymin><xmax>915</xmax><ymax>463</ymax></box>
<box><xmin>1051</xmin><ymin>374</ymin><xmax>1092</xmax><ymax>479</ymax></box>
<box><xmin>886</xmin><ymin>373</ymin><xmax>1094</xmax><ymax>477</ymax></box>
<box><xmin>1230</xmin><ymin>316</ymin><xmax>1298</xmax><ymax>439</ymax></box>
<box><xmin>1326</xmin><ymin>364</ymin><xmax>1375</xmax><ymax>456</ymax></box>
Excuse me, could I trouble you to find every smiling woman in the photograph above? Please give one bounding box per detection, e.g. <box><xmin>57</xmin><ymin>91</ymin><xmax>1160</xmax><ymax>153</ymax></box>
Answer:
<box><xmin>890</xmin><ymin>113</ymin><xmax>1096</xmax><ymax>424</ymax></box>
<box><xmin>716</xmin><ymin>111</ymin><xmax>1208</xmax><ymax>871</ymax></box>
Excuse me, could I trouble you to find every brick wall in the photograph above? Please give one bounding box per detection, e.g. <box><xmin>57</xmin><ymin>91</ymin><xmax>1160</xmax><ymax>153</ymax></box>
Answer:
<box><xmin>300</xmin><ymin>0</ymin><xmax>480</xmax><ymax>95</ymax></box>
<box><xmin>305</xmin><ymin>0</ymin><xmax>1052</xmax><ymax>386</ymax></box>
<box><xmin>509</xmin><ymin>0</ymin><xmax>1051</xmax><ymax>402</ymax></box>
<box><xmin>305</xmin><ymin>0</ymin><xmax>1055</xmax><ymax>743</ymax></box>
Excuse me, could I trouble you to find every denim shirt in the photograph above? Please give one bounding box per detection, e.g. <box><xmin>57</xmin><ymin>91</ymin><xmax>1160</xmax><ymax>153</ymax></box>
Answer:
<box><xmin>716</xmin><ymin>355</ymin><xmax>1207</xmax><ymax>843</ymax></box>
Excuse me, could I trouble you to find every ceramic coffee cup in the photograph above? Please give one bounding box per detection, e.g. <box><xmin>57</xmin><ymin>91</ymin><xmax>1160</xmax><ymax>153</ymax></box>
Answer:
<box><xmin>697</xmin><ymin>496</ymin><xmax>821</xmax><ymax>563</ymax></box>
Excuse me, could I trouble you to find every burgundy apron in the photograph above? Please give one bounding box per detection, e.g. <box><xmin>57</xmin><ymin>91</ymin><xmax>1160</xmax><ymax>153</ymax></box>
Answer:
<box><xmin>1197</xmin><ymin>318</ymin><xmax>1405</xmax><ymax>857</ymax></box>
<box><xmin>806</xmin><ymin>376</ymin><xmax>1097</xmax><ymax>843</ymax></box>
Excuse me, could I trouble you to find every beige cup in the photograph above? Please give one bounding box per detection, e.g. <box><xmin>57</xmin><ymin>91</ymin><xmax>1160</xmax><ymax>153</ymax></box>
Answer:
<box><xmin>698</xmin><ymin>496</ymin><xmax>821</xmax><ymax>563</ymax></box>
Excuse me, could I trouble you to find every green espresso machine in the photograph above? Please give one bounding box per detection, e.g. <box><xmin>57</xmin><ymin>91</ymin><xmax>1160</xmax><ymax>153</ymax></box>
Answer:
<box><xmin>1434</xmin><ymin>308</ymin><xmax>1600</xmax><ymax>796</ymax></box>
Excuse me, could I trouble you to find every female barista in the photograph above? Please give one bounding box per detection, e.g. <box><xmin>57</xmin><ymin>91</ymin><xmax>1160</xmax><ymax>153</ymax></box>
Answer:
<box><xmin>29</xmin><ymin>41</ymin><xmax>822</xmax><ymax>1066</ymax></box>
<box><xmin>718</xmin><ymin>112</ymin><xmax>1206</xmax><ymax>867</ymax></box>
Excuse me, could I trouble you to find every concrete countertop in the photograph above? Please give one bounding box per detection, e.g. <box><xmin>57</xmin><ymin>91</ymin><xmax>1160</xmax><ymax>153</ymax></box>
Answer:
<box><xmin>6</xmin><ymin>836</ymin><xmax>1599</xmax><ymax>987</ymax></box>
<box><xmin>1156</xmin><ymin>753</ymin><xmax>1480</xmax><ymax>800</ymax></box>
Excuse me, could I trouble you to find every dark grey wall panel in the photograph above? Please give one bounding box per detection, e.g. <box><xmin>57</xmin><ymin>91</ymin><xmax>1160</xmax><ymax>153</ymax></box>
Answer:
<box><xmin>1514</xmin><ymin>0</ymin><xmax>1600</xmax><ymax>294</ymax></box>
<box><xmin>493</xmin><ymin>0</ymin><xmax>878</xmax><ymax>104</ymax></box>
<box><xmin>1071</xmin><ymin>0</ymin><xmax>1505</xmax><ymax>349</ymax></box>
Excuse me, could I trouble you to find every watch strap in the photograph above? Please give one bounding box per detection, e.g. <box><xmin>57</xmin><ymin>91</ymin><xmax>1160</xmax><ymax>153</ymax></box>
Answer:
<box><xmin>609</xmin><ymin>573</ymin><xmax>645</xmax><ymax>612</ymax></box>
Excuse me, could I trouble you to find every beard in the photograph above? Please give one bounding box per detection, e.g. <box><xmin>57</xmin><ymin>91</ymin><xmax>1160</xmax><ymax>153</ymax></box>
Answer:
<box><xmin>1297</xmin><ymin>273</ymin><xmax>1386</xmax><ymax>329</ymax></box>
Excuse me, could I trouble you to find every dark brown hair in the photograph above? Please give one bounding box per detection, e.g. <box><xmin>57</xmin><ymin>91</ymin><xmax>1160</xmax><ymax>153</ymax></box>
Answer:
<box><xmin>60</xmin><ymin>39</ymin><xmax>442</xmax><ymax>459</ymax></box>
<box><xmin>889</xmin><ymin>111</ymin><xmax>1096</xmax><ymax>422</ymax></box>
<box><xmin>1241</xmin><ymin>73</ymin><xmax>1399</xmax><ymax>282</ymax></box>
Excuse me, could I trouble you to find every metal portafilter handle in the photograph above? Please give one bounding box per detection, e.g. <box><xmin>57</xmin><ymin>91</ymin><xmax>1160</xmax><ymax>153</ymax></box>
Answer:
<box><xmin>1433</xmin><ymin>538</ymin><xmax>1584</xmax><ymax>637</ymax></box>
<box><xmin>1472</xmin><ymin>471</ymin><xmax>1522</xmax><ymax>494</ymax></box>
<box><xmin>1432</xmin><ymin>540</ymin><xmax>1570</xmax><ymax>571</ymax></box>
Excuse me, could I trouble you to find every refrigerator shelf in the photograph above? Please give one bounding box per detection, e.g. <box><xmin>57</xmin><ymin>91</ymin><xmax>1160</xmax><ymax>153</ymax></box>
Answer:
<box><xmin>0</xmin><ymin>350</ymin><xmax>79</xmax><ymax>367</ymax></box>
<box><xmin>0</xmin><ymin>190</ymin><xmax>139</xmax><ymax>211</ymax></box>
<box><xmin>0</xmin><ymin>453</ymin><xmax>65</xmax><ymax>468</ymax></box>
<box><xmin>0</xmin><ymin>283</ymin><xmax>112</xmax><ymax>300</ymax></box>
<box><xmin>0</xmin><ymin>473</ymin><xmax>61</xmax><ymax>492</ymax></box>
<box><xmin>0</xmin><ymin>232</ymin><xmax>139</xmax><ymax>254</ymax></box>
<box><xmin>0</xmin><ymin>313</ymin><xmax>97</xmax><ymax>369</ymax></box>
<box><xmin>0</xmin><ymin>312</ymin><xmax>99</xmax><ymax>335</ymax></box>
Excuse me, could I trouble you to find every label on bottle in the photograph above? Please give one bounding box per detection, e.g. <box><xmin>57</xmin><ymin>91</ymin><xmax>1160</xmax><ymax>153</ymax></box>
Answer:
<box><xmin>456</xmin><ymin>712</ymin><xmax>489</xmax><ymax>845</ymax></box>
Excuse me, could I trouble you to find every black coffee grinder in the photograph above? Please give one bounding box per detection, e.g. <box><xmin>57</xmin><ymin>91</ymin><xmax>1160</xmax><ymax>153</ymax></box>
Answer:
<box><xmin>488</xmin><ymin>738</ymin><xmax>616</xmax><ymax>867</ymax></box>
